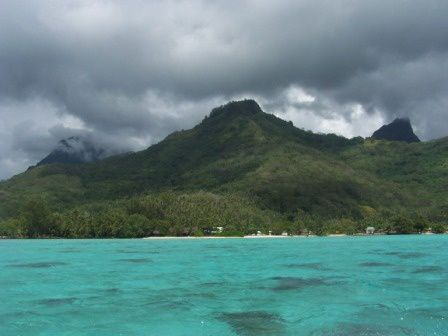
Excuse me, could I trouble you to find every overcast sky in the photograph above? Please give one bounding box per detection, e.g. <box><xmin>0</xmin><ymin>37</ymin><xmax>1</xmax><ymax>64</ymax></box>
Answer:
<box><xmin>1</xmin><ymin>0</ymin><xmax>448</xmax><ymax>180</ymax></box>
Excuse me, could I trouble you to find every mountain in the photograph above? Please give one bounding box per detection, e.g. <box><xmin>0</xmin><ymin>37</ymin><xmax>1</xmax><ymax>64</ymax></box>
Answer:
<box><xmin>36</xmin><ymin>136</ymin><xmax>105</xmax><ymax>166</ymax></box>
<box><xmin>1</xmin><ymin>100</ymin><xmax>447</xmax><ymax>237</ymax></box>
<box><xmin>371</xmin><ymin>118</ymin><xmax>420</xmax><ymax>143</ymax></box>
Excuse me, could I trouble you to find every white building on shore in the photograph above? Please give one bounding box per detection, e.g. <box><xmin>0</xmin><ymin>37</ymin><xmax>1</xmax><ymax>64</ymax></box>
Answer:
<box><xmin>366</xmin><ymin>227</ymin><xmax>375</xmax><ymax>235</ymax></box>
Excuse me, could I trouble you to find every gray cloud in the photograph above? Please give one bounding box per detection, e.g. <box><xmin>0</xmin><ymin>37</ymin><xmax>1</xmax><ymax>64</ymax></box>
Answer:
<box><xmin>1</xmin><ymin>0</ymin><xmax>448</xmax><ymax>179</ymax></box>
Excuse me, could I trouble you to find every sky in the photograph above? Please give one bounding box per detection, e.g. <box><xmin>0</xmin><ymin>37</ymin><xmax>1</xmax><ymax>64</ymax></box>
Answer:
<box><xmin>1</xmin><ymin>0</ymin><xmax>448</xmax><ymax>180</ymax></box>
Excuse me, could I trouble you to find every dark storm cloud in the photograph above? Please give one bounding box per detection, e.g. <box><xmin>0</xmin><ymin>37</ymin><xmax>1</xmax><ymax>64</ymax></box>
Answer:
<box><xmin>1</xmin><ymin>0</ymin><xmax>448</xmax><ymax>179</ymax></box>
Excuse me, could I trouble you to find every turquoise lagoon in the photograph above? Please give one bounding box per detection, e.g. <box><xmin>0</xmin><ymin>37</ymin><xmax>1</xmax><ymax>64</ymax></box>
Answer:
<box><xmin>1</xmin><ymin>235</ymin><xmax>448</xmax><ymax>335</ymax></box>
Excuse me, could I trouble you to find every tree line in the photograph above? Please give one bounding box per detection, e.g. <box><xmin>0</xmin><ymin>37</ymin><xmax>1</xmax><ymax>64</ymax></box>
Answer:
<box><xmin>1</xmin><ymin>192</ymin><xmax>446</xmax><ymax>238</ymax></box>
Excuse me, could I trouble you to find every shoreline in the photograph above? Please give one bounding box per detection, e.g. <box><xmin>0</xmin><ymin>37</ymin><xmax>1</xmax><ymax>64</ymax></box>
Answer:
<box><xmin>142</xmin><ymin>232</ymin><xmax>445</xmax><ymax>240</ymax></box>
<box><xmin>141</xmin><ymin>233</ymin><xmax>427</xmax><ymax>240</ymax></box>
<box><xmin>142</xmin><ymin>236</ymin><xmax>242</xmax><ymax>240</ymax></box>
<box><xmin>1</xmin><ymin>233</ymin><xmax>444</xmax><ymax>240</ymax></box>
<box><xmin>143</xmin><ymin>235</ymin><xmax>311</xmax><ymax>240</ymax></box>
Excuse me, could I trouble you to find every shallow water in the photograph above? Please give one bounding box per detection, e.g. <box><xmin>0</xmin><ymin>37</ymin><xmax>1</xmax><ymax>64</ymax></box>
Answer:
<box><xmin>1</xmin><ymin>235</ymin><xmax>448</xmax><ymax>335</ymax></box>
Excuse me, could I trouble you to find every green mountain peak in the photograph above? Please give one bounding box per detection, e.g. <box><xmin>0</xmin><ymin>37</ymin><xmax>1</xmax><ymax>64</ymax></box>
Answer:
<box><xmin>208</xmin><ymin>99</ymin><xmax>263</xmax><ymax>119</ymax></box>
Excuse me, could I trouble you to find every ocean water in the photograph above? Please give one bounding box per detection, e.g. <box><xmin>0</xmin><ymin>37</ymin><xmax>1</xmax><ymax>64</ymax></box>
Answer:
<box><xmin>1</xmin><ymin>236</ymin><xmax>448</xmax><ymax>336</ymax></box>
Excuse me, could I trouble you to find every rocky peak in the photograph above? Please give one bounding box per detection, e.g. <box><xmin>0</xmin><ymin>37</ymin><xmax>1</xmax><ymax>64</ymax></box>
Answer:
<box><xmin>372</xmin><ymin>118</ymin><xmax>420</xmax><ymax>143</ymax></box>
<box><xmin>36</xmin><ymin>136</ymin><xmax>105</xmax><ymax>166</ymax></box>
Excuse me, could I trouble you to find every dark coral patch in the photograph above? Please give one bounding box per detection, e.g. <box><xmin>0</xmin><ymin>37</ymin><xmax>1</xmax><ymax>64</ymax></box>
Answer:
<box><xmin>382</xmin><ymin>251</ymin><xmax>428</xmax><ymax>259</ymax></box>
<box><xmin>382</xmin><ymin>251</ymin><xmax>402</xmax><ymax>256</ymax></box>
<box><xmin>411</xmin><ymin>266</ymin><xmax>443</xmax><ymax>274</ymax></box>
<box><xmin>219</xmin><ymin>311</ymin><xmax>285</xmax><ymax>336</ymax></box>
<box><xmin>359</xmin><ymin>262</ymin><xmax>393</xmax><ymax>267</ymax></box>
<box><xmin>59</xmin><ymin>249</ymin><xmax>82</xmax><ymax>253</ymax></box>
<box><xmin>398</xmin><ymin>252</ymin><xmax>428</xmax><ymax>259</ymax></box>
<box><xmin>7</xmin><ymin>261</ymin><xmax>68</xmax><ymax>268</ymax></box>
<box><xmin>271</xmin><ymin>277</ymin><xmax>327</xmax><ymax>291</ymax></box>
<box><xmin>284</xmin><ymin>262</ymin><xmax>328</xmax><ymax>270</ymax></box>
<box><xmin>37</xmin><ymin>297</ymin><xmax>77</xmax><ymax>306</ymax></box>
<box><xmin>116</xmin><ymin>258</ymin><xmax>152</xmax><ymax>263</ymax></box>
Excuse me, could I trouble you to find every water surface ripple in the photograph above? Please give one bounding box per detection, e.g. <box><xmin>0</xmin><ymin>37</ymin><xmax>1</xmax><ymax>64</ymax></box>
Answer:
<box><xmin>1</xmin><ymin>235</ymin><xmax>447</xmax><ymax>335</ymax></box>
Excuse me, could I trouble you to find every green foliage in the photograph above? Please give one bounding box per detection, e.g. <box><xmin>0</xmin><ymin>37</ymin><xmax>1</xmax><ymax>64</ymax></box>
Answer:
<box><xmin>124</xmin><ymin>214</ymin><xmax>154</xmax><ymax>238</ymax></box>
<box><xmin>431</xmin><ymin>223</ymin><xmax>446</xmax><ymax>234</ymax></box>
<box><xmin>192</xmin><ymin>229</ymin><xmax>204</xmax><ymax>237</ymax></box>
<box><xmin>1</xmin><ymin>100</ymin><xmax>448</xmax><ymax>238</ymax></box>
<box><xmin>20</xmin><ymin>197</ymin><xmax>55</xmax><ymax>237</ymax></box>
<box><xmin>0</xmin><ymin>218</ymin><xmax>21</xmax><ymax>237</ymax></box>
<box><xmin>391</xmin><ymin>214</ymin><xmax>415</xmax><ymax>234</ymax></box>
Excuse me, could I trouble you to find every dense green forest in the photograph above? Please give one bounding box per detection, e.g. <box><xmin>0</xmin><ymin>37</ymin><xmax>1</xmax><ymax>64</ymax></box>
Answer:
<box><xmin>1</xmin><ymin>100</ymin><xmax>447</xmax><ymax>238</ymax></box>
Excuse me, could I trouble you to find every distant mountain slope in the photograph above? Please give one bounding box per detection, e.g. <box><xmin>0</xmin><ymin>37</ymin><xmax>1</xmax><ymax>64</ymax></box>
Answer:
<box><xmin>36</xmin><ymin>136</ymin><xmax>105</xmax><ymax>166</ymax></box>
<box><xmin>0</xmin><ymin>100</ymin><xmax>446</xmax><ymax>225</ymax></box>
<box><xmin>371</xmin><ymin>118</ymin><xmax>420</xmax><ymax>143</ymax></box>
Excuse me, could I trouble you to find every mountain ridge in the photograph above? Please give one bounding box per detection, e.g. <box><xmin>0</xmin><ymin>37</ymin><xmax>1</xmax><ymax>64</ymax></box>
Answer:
<box><xmin>1</xmin><ymin>100</ymin><xmax>447</xmax><ymax>237</ymax></box>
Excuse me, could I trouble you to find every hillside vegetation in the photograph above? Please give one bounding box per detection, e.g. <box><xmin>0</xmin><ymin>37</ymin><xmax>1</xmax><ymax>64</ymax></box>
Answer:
<box><xmin>1</xmin><ymin>100</ymin><xmax>447</xmax><ymax>237</ymax></box>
